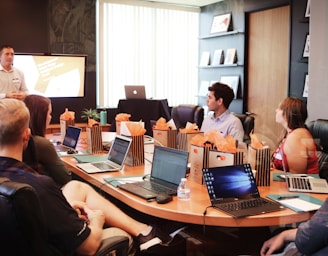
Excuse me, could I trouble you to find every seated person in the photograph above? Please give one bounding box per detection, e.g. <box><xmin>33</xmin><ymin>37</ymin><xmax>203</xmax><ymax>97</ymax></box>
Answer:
<box><xmin>201</xmin><ymin>82</ymin><xmax>244</xmax><ymax>142</ymax></box>
<box><xmin>272</xmin><ymin>97</ymin><xmax>318</xmax><ymax>174</ymax></box>
<box><xmin>20</xmin><ymin>95</ymin><xmax>180</xmax><ymax>254</ymax></box>
<box><xmin>260</xmin><ymin>198</ymin><xmax>328</xmax><ymax>256</ymax></box>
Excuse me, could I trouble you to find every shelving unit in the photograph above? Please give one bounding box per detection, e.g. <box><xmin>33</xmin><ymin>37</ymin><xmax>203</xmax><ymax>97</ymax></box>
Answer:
<box><xmin>198</xmin><ymin>28</ymin><xmax>245</xmax><ymax>113</ymax></box>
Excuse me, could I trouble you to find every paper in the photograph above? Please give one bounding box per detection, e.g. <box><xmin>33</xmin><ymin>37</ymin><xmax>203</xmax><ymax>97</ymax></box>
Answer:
<box><xmin>279</xmin><ymin>198</ymin><xmax>321</xmax><ymax>212</ymax></box>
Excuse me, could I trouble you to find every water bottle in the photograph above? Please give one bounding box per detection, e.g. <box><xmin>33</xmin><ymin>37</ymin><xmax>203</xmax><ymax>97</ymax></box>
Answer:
<box><xmin>177</xmin><ymin>178</ymin><xmax>190</xmax><ymax>200</ymax></box>
<box><xmin>100</xmin><ymin>110</ymin><xmax>107</xmax><ymax>125</ymax></box>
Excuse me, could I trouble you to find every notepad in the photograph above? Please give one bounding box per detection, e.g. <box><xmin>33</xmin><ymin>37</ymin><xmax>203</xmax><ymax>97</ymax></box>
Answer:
<box><xmin>266</xmin><ymin>194</ymin><xmax>323</xmax><ymax>212</ymax></box>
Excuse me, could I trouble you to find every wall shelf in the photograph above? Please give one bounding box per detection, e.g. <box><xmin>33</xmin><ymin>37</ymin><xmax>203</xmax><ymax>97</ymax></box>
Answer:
<box><xmin>199</xmin><ymin>30</ymin><xmax>244</xmax><ymax>40</ymax></box>
<box><xmin>198</xmin><ymin>63</ymin><xmax>243</xmax><ymax>68</ymax></box>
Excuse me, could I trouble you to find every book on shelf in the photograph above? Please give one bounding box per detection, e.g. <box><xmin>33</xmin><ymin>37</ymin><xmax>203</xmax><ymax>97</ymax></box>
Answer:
<box><xmin>220</xmin><ymin>75</ymin><xmax>239</xmax><ymax>99</ymax></box>
<box><xmin>199</xmin><ymin>51</ymin><xmax>210</xmax><ymax>66</ymax></box>
<box><xmin>212</xmin><ymin>49</ymin><xmax>224</xmax><ymax>65</ymax></box>
<box><xmin>224</xmin><ymin>48</ymin><xmax>237</xmax><ymax>65</ymax></box>
<box><xmin>198</xmin><ymin>81</ymin><xmax>209</xmax><ymax>96</ymax></box>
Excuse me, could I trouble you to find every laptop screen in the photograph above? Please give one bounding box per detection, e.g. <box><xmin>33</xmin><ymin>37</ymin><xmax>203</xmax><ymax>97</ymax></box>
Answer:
<box><xmin>63</xmin><ymin>126</ymin><xmax>82</xmax><ymax>148</ymax></box>
<box><xmin>107</xmin><ymin>135</ymin><xmax>131</xmax><ymax>165</ymax></box>
<box><xmin>203</xmin><ymin>164</ymin><xmax>260</xmax><ymax>202</ymax></box>
<box><xmin>124</xmin><ymin>85</ymin><xmax>146</xmax><ymax>99</ymax></box>
<box><xmin>150</xmin><ymin>146</ymin><xmax>189</xmax><ymax>187</ymax></box>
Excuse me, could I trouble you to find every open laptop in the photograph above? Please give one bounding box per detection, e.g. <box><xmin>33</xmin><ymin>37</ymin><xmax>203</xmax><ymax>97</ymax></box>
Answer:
<box><xmin>117</xmin><ymin>146</ymin><xmax>189</xmax><ymax>200</ymax></box>
<box><xmin>76</xmin><ymin>135</ymin><xmax>132</xmax><ymax>173</ymax></box>
<box><xmin>54</xmin><ymin>126</ymin><xmax>82</xmax><ymax>152</ymax></box>
<box><xmin>124</xmin><ymin>85</ymin><xmax>146</xmax><ymax>99</ymax></box>
<box><xmin>202</xmin><ymin>164</ymin><xmax>284</xmax><ymax>218</ymax></box>
<box><xmin>285</xmin><ymin>174</ymin><xmax>328</xmax><ymax>193</ymax></box>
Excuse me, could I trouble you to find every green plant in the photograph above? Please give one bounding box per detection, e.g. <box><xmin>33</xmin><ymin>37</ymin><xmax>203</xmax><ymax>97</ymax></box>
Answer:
<box><xmin>81</xmin><ymin>108</ymin><xmax>100</xmax><ymax>121</ymax></box>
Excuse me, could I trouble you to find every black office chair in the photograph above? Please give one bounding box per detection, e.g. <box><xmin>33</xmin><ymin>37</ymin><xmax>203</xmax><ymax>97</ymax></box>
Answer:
<box><xmin>171</xmin><ymin>104</ymin><xmax>204</xmax><ymax>130</ymax></box>
<box><xmin>307</xmin><ymin>119</ymin><xmax>328</xmax><ymax>181</ymax></box>
<box><xmin>233</xmin><ymin>113</ymin><xmax>255</xmax><ymax>144</ymax></box>
<box><xmin>0</xmin><ymin>177</ymin><xmax>129</xmax><ymax>256</ymax></box>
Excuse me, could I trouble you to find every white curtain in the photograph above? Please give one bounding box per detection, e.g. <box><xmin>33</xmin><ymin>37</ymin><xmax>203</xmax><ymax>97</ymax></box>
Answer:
<box><xmin>97</xmin><ymin>0</ymin><xmax>199</xmax><ymax>108</ymax></box>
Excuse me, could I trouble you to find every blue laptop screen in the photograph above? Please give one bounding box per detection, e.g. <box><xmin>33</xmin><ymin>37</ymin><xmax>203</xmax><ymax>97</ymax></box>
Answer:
<box><xmin>203</xmin><ymin>164</ymin><xmax>259</xmax><ymax>201</ymax></box>
<box><xmin>63</xmin><ymin>126</ymin><xmax>81</xmax><ymax>148</ymax></box>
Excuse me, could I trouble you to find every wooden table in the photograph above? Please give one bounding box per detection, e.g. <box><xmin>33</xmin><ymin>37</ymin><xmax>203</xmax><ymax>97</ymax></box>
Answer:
<box><xmin>57</xmin><ymin>137</ymin><xmax>328</xmax><ymax>228</ymax></box>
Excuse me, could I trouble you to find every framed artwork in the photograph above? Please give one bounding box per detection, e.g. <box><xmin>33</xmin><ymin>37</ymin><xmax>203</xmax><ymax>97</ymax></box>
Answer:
<box><xmin>224</xmin><ymin>48</ymin><xmax>237</xmax><ymax>65</ymax></box>
<box><xmin>303</xmin><ymin>73</ymin><xmax>309</xmax><ymax>97</ymax></box>
<box><xmin>305</xmin><ymin>0</ymin><xmax>311</xmax><ymax>18</ymax></box>
<box><xmin>210</xmin><ymin>13</ymin><xmax>232</xmax><ymax>34</ymax></box>
<box><xmin>220</xmin><ymin>75</ymin><xmax>239</xmax><ymax>99</ymax></box>
<box><xmin>302</xmin><ymin>34</ymin><xmax>310</xmax><ymax>58</ymax></box>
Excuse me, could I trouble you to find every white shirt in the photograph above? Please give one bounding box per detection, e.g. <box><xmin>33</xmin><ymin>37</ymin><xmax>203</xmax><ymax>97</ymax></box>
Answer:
<box><xmin>0</xmin><ymin>64</ymin><xmax>28</xmax><ymax>99</ymax></box>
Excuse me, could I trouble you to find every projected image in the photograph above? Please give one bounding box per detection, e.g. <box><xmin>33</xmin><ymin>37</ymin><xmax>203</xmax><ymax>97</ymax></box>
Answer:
<box><xmin>14</xmin><ymin>54</ymin><xmax>86</xmax><ymax>98</ymax></box>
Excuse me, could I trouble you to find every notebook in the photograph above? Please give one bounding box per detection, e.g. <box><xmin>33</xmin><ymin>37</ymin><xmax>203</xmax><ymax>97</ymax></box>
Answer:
<box><xmin>54</xmin><ymin>126</ymin><xmax>82</xmax><ymax>152</ymax></box>
<box><xmin>76</xmin><ymin>135</ymin><xmax>132</xmax><ymax>173</ymax></box>
<box><xmin>285</xmin><ymin>174</ymin><xmax>328</xmax><ymax>193</ymax></box>
<box><xmin>202</xmin><ymin>164</ymin><xmax>284</xmax><ymax>218</ymax></box>
<box><xmin>124</xmin><ymin>85</ymin><xmax>146</xmax><ymax>99</ymax></box>
<box><xmin>117</xmin><ymin>146</ymin><xmax>189</xmax><ymax>200</ymax></box>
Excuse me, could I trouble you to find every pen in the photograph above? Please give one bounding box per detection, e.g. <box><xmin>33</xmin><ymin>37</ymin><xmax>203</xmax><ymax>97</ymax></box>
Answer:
<box><xmin>278</xmin><ymin>195</ymin><xmax>299</xmax><ymax>200</ymax></box>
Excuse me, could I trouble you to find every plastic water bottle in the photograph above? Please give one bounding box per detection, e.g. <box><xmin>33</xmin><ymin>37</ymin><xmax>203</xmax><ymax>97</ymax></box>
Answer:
<box><xmin>177</xmin><ymin>178</ymin><xmax>190</xmax><ymax>200</ymax></box>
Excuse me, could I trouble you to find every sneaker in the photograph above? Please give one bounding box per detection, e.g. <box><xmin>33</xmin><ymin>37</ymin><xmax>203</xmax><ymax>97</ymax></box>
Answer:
<box><xmin>138</xmin><ymin>232</ymin><xmax>186</xmax><ymax>255</ymax></box>
<box><xmin>137</xmin><ymin>226</ymin><xmax>172</xmax><ymax>251</ymax></box>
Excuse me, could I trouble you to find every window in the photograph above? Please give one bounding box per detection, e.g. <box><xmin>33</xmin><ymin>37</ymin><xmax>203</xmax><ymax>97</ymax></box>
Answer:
<box><xmin>97</xmin><ymin>0</ymin><xmax>199</xmax><ymax>108</ymax></box>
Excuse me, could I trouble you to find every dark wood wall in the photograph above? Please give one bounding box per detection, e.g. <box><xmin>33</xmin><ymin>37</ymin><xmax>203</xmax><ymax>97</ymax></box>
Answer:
<box><xmin>0</xmin><ymin>0</ymin><xmax>309</xmax><ymax>123</ymax></box>
<box><xmin>0</xmin><ymin>0</ymin><xmax>97</xmax><ymax>123</ymax></box>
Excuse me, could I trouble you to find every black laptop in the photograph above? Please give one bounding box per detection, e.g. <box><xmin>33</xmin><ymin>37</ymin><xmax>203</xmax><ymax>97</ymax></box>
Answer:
<box><xmin>118</xmin><ymin>145</ymin><xmax>189</xmax><ymax>200</ymax></box>
<box><xmin>54</xmin><ymin>125</ymin><xmax>82</xmax><ymax>152</ymax></box>
<box><xmin>202</xmin><ymin>164</ymin><xmax>284</xmax><ymax>218</ymax></box>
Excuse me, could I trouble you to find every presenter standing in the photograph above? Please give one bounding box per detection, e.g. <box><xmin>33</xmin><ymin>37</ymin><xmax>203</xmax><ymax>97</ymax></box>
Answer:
<box><xmin>0</xmin><ymin>45</ymin><xmax>28</xmax><ymax>99</ymax></box>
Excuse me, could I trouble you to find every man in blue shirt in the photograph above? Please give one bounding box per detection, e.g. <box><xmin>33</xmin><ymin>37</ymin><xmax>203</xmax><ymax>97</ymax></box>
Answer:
<box><xmin>201</xmin><ymin>82</ymin><xmax>244</xmax><ymax>142</ymax></box>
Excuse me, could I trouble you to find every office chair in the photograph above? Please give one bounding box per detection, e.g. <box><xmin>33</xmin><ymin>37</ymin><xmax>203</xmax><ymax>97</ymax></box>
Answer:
<box><xmin>233</xmin><ymin>113</ymin><xmax>255</xmax><ymax>144</ymax></box>
<box><xmin>171</xmin><ymin>104</ymin><xmax>204</xmax><ymax>130</ymax></box>
<box><xmin>0</xmin><ymin>177</ymin><xmax>129</xmax><ymax>256</ymax></box>
<box><xmin>307</xmin><ymin>119</ymin><xmax>328</xmax><ymax>181</ymax></box>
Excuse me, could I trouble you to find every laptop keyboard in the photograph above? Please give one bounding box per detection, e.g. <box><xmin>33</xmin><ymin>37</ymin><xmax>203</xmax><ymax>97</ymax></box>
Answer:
<box><xmin>92</xmin><ymin>162</ymin><xmax>116</xmax><ymax>171</ymax></box>
<box><xmin>135</xmin><ymin>181</ymin><xmax>176</xmax><ymax>195</ymax></box>
<box><xmin>287</xmin><ymin>177</ymin><xmax>311</xmax><ymax>190</ymax></box>
<box><xmin>220</xmin><ymin>198</ymin><xmax>272</xmax><ymax>211</ymax></box>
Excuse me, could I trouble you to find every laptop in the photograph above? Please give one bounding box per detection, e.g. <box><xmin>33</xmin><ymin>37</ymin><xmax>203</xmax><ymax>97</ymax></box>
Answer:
<box><xmin>76</xmin><ymin>135</ymin><xmax>132</xmax><ymax>173</ymax></box>
<box><xmin>124</xmin><ymin>85</ymin><xmax>146</xmax><ymax>99</ymax></box>
<box><xmin>202</xmin><ymin>164</ymin><xmax>284</xmax><ymax>218</ymax></box>
<box><xmin>54</xmin><ymin>126</ymin><xmax>82</xmax><ymax>152</ymax></box>
<box><xmin>117</xmin><ymin>146</ymin><xmax>189</xmax><ymax>200</ymax></box>
<box><xmin>285</xmin><ymin>174</ymin><xmax>328</xmax><ymax>193</ymax></box>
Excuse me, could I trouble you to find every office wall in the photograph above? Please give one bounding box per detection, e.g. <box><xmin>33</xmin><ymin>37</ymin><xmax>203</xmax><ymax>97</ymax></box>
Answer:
<box><xmin>200</xmin><ymin>0</ymin><xmax>313</xmax><ymax>114</ymax></box>
<box><xmin>307</xmin><ymin>1</ymin><xmax>328</xmax><ymax>121</ymax></box>
<box><xmin>0</xmin><ymin>0</ymin><xmax>96</xmax><ymax>123</ymax></box>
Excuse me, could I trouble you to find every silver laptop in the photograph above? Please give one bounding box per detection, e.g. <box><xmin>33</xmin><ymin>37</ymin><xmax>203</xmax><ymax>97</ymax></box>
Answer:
<box><xmin>202</xmin><ymin>164</ymin><xmax>284</xmax><ymax>218</ymax></box>
<box><xmin>77</xmin><ymin>135</ymin><xmax>132</xmax><ymax>173</ymax></box>
<box><xmin>286</xmin><ymin>174</ymin><xmax>328</xmax><ymax>193</ymax></box>
<box><xmin>124</xmin><ymin>85</ymin><xmax>146</xmax><ymax>99</ymax></box>
<box><xmin>54</xmin><ymin>126</ymin><xmax>82</xmax><ymax>152</ymax></box>
<box><xmin>117</xmin><ymin>146</ymin><xmax>189</xmax><ymax>200</ymax></box>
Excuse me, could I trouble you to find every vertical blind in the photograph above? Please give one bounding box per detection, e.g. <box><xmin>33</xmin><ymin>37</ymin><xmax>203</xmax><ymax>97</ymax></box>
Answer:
<box><xmin>97</xmin><ymin>0</ymin><xmax>200</xmax><ymax>108</ymax></box>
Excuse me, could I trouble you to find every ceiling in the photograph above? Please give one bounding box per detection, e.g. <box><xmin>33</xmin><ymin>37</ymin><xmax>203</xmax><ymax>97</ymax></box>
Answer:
<box><xmin>141</xmin><ymin>0</ymin><xmax>222</xmax><ymax>7</ymax></box>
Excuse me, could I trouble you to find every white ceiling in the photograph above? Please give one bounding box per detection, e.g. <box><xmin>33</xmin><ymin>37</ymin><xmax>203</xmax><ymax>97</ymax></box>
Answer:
<box><xmin>142</xmin><ymin>0</ymin><xmax>222</xmax><ymax>7</ymax></box>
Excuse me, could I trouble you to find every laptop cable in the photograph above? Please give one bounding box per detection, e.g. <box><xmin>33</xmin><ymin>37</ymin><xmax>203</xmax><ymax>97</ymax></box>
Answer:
<box><xmin>202</xmin><ymin>205</ymin><xmax>214</xmax><ymax>235</ymax></box>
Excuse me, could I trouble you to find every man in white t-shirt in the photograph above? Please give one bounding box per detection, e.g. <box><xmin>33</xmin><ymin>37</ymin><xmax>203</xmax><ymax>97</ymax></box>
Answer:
<box><xmin>0</xmin><ymin>45</ymin><xmax>28</xmax><ymax>100</ymax></box>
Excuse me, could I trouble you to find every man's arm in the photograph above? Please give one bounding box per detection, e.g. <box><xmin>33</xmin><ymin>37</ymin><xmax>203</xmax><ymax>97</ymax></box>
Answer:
<box><xmin>75</xmin><ymin>205</ymin><xmax>105</xmax><ymax>255</ymax></box>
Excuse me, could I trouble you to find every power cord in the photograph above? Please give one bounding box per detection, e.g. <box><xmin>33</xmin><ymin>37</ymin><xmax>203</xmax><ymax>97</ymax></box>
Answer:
<box><xmin>202</xmin><ymin>205</ymin><xmax>214</xmax><ymax>234</ymax></box>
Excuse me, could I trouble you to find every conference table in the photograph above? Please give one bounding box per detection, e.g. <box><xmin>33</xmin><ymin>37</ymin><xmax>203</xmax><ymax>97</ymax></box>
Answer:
<box><xmin>56</xmin><ymin>132</ymin><xmax>328</xmax><ymax>228</ymax></box>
